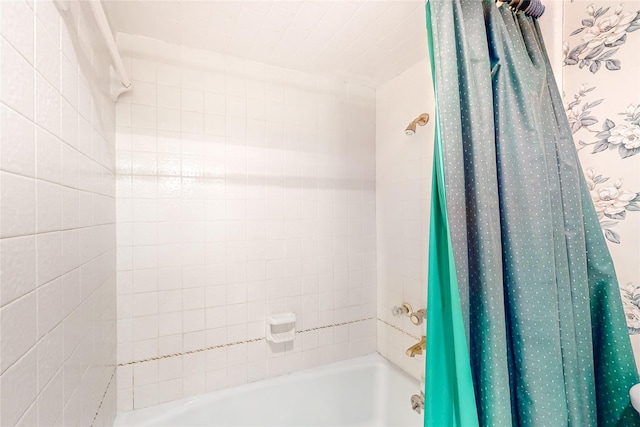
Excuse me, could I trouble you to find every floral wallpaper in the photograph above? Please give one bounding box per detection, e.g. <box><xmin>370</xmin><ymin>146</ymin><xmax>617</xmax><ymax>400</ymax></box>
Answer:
<box><xmin>584</xmin><ymin>167</ymin><xmax>640</xmax><ymax>244</ymax></box>
<box><xmin>563</xmin><ymin>0</ymin><xmax>640</xmax><ymax>334</ymax></box>
<box><xmin>563</xmin><ymin>3</ymin><xmax>640</xmax><ymax>73</ymax></box>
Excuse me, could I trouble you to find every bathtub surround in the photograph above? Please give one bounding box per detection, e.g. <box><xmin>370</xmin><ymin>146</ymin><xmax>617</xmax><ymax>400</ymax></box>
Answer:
<box><xmin>375</xmin><ymin>58</ymin><xmax>433</xmax><ymax>381</ymax></box>
<box><xmin>113</xmin><ymin>15</ymin><xmax>433</xmax><ymax>415</ymax></box>
<box><xmin>115</xmin><ymin>34</ymin><xmax>377</xmax><ymax>410</ymax></box>
<box><xmin>0</xmin><ymin>0</ymin><xmax>117</xmax><ymax>426</ymax></box>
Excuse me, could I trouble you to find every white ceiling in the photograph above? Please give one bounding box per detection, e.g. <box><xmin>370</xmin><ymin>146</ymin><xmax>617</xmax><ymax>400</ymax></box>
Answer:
<box><xmin>102</xmin><ymin>0</ymin><xmax>428</xmax><ymax>88</ymax></box>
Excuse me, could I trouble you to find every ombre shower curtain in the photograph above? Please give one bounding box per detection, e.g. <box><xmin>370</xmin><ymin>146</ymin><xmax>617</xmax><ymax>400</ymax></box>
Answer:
<box><xmin>424</xmin><ymin>1</ymin><xmax>640</xmax><ymax>426</ymax></box>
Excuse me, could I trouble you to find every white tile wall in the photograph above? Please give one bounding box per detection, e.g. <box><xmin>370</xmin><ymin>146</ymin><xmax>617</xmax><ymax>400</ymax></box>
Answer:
<box><xmin>0</xmin><ymin>1</ymin><xmax>117</xmax><ymax>425</ymax></box>
<box><xmin>375</xmin><ymin>59</ymin><xmax>434</xmax><ymax>380</ymax></box>
<box><xmin>115</xmin><ymin>34</ymin><xmax>377</xmax><ymax>411</ymax></box>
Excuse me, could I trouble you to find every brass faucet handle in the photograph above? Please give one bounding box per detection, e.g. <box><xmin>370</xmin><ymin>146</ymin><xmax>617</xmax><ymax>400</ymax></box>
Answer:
<box><xmin>410</xmin><ymin>309</ymin><xmax>426</xmax><ymax>325</ymax></box>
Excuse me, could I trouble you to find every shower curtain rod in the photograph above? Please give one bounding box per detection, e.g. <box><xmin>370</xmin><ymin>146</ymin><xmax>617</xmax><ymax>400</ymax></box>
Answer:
<box><xmin>87</xmin><ymin>0</ymin><xmax>132</xmax><ymax>90</ymax></box>
<box><xmin>424</xmin><ymin>0</ymin><xmax>545</xmax><ymax>19</ymax></box>
<box><xmin>496</xmin><ymin>0</ymin><xmax>545</xmax><ymax>18</ymax></box>
<box><xmin>423</xmin><ymin>0</ymin><xmax>545</xmax><ymax>18</ymax></box>
<box><xmin>55</xmin><ymin>0</ymin><xmax>133</xmax><ymax>97</ymax></box>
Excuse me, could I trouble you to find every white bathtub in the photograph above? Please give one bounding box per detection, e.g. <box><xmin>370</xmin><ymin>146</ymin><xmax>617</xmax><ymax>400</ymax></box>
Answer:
<box><xmin>114</xmin><ymin>354</ymin><xmax>422</xmax><ymax>427</ymax></box>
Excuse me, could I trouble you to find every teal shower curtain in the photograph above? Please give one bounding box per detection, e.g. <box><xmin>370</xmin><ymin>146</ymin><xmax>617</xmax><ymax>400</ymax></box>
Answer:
<box><xmin>424</xmin><ymin>1</ymin><xmax>639</xmax><ymax>426</ymax></box>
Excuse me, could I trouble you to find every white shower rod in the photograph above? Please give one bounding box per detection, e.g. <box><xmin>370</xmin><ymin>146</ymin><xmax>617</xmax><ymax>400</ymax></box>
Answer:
<box><xmin>87</xmin><ymin>0</ymin><xmax>132</xmax><ymax>90</ymax></box>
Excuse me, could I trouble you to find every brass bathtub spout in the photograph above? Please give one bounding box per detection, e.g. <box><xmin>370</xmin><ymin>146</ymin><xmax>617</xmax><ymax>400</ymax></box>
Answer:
<box><xmin>406</xmin><ymin>336</ymin><xmax>426</xmax><ymax>357</ymax></box>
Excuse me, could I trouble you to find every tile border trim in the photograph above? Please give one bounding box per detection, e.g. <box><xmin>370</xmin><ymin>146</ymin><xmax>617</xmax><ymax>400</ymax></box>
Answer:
<box><xmin>376</xmin><ymin>317</ymin><xmax>421</xmax><ymax>341</ymax></box>
<box><xmin>118</xmin><ymin>317</ymin><xmax>376</xmax><ymax>367</ymax></box>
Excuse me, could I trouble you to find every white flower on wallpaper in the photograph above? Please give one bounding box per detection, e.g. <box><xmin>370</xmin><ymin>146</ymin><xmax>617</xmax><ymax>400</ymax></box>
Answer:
<box><xmin>620</xmin><ymin>283</ymin><xmax>640</xmax><ymax>334</ymax></box>
<box><xmin>592</xmin><ymin>104</ymin><xmax>640</xmax><ymax>158</ymax></box>
<box><xmin>585</xmin><ymin>168</ymin><xmax>640</xmax><ymax>244</ymax></box>
<box><xmin>568</xmin><ymin>85</ymin><xmax>640</xmax><ymax>159</ymax></box>
<box><xmin>564</xmin><ymin>3</ymin><xmax>640</xmax><ymax>73</ymax></box>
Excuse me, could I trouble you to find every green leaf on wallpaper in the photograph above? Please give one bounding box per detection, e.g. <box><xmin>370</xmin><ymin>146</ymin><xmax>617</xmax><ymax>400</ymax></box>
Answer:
<box><xmin>606</xmin><ymin>211</ymin><xmax>627</xmax><ymax>220</ymax></box>
<box><xmin>596</xmin><ymin>48</ymin><xmax>619</xmax><ymax>61</ymax></box>
<box><xmin>600</xmin><ymin>220</ymin><xmax>618</xmax><ymax>228</ymax></box>
<box><xmin>593</xmin><ymin>175</ymin><xmax>609</xmax><ymax>184</ymax></box>
<box><xmin>627</xmin><ymin>25</ymin><xmax>640</xmax><ymax>32</ymax></box>
<box><xmin>586</xmin><ymin>99</ymin><xmax>603</xmax><ymax>109</ymax></box>
<box><xmin>605</xmin><ymin>229</ymin><xmax>621</xmax><ymax>244</ymax></box>
<box><xmin>605</xmin><ymin>36</ymin><xmax>626</xmax><ymax>48</ymax></box>
<box><xmin>594</xmin><ymin>6</ymin><xmax>610</xmax><ymax>18</ymax></box>
<box><xmin>589</xmin><ymin>60</ymin><xmax>601</xmax><ymax>73</ymax></box>
<box><xmin>568</xmin><ymin>99</ymin><xmax>581</xmax><ymax>109</ymax></box>
<box><xmin>605</xmin><ymin>59</ymin><xmax>621</xmax><ymax>71</ymax></box>
<box><xmin>570</xmin><ymin>27</ymin><xmax>585</xmax><ymax>36</ymax></box>
<box><xmin>565</xmin><ymin>57</ymin><xmax>579</xmax><ymax>66</ymax></box>
<box><xmin>620</xmin><ymin>146</ymin><xmax>640</xmax><ymax>158</ymax></box>
<box><xmin>569</xmin><ymin>43</ymin><xmax>588</xmax><ymax>57</ymax></box>
<box><xmin>581</xmin><ymin>18</ymin><xmax>594</xmax><ymax>26</ymax></box>
<box><xmin>627</xmin><ymin>204</ymin><xmax>640</xmax><ymax>212</ymax></box>
<box><xmin>584</xmin><ymin>45</ymin><xmax>605</xmax><ymax>60</ymax></box>
<box><xmin>571</xmin><ymin>122</ymin><xmax>582</xmax><ymax>133</ymax></box>
<box><xmin>581</xmin><ymin>116</ymin><xmax>598</xmax><ymax>126</ymax></box>
<box><xmin>603</xmin><ymin>119</ymin><xmax>615</xmax><ymax>130</ymax></box>
<box><xmin>592</xmin><ymin>141</ymin><xmax>609</xmax><ymax>153</ymax></box>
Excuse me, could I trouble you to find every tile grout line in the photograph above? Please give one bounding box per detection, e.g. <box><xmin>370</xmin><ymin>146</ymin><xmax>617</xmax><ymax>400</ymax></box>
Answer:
<box><xmin>376</xmin><ymin>317</ymin><xmax>421</xmax><ymax>341</ymax></box>
<box><xmin>0</xmin><ymin>167</ymin><xmax>116</xmax><ymax>197</ymax></box>
<box><xmin>118</xmin><ymin>317</ymin><xmax>375</xmax><ymax>367</ymax></box>
<box><xmin>91</xmin><ymin>365</ymin><xmax>117</xmax><ymax>427</ymax></box>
